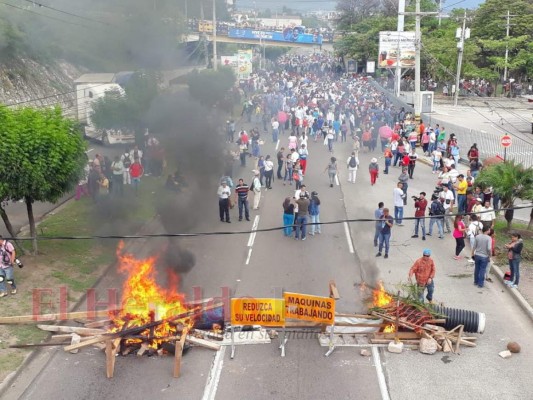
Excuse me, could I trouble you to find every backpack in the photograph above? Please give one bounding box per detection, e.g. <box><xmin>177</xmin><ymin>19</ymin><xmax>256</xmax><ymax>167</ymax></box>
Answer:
<box><xmin>123</xmin><ymin>154</ymin><xmax>132</xmax><ymax>168</ymax></box>
<box><xmin>1</xmin><ymin>241</ymin><xmax>13</xmax><ymax>265</ymax></box>
<box><xmin>249</xmin><ymin>179</ymin><xmax>255</xmax><ymax>192</ymax></box>
<box><xmin>349</xmin><ymin>156</ymin><xmax>357</xmax><ymax>168</ymax></box>
<box><xmin>432</xmin><ymin>201</ymin><xmax>445</xmax><ymax>216</ymax></box>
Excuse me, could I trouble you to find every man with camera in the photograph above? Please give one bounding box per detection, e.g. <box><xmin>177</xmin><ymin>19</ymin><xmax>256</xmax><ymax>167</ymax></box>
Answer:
<box><xmin>0</xmin><ymin>235</ymin><xmax>19</xmax><ymax>297</ymax></box>
<box><xmin>411</xmin><ymin>192</ymin><xmax>428</xmax><ymax>240</ymax></box>
<box><xmin>428</xmin><ymin>195</ymin><xmax>446</xmax><ymax>239</ymax></box>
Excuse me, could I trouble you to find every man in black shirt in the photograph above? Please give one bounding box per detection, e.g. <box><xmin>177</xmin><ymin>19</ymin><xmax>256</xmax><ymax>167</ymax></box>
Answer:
<box><xmin>277</xmin><ymin>147</ymin><xmax>285</xmax><ymax>179</ymax></box>
<box><xmin>234</xmin><ymin>179</ymin><xmax>250</xmax><ymax>221</ymax></box>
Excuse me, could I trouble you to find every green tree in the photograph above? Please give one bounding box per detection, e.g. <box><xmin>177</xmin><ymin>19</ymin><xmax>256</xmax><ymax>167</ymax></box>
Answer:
<box><xmin>475</xmin><ymin>161</ymin><xmax>533</xmax><ymax>231</ymax></box>
<box><xmin>0</xmin><ymin>106</ymin><xmax>87</xmax><ymax>252</ymax></box>
<box><xmin>186</xmin><ymin>67</ymin><xmax>236</xmax><ymax>108</ymax></box>
<box><xmin>91</xmin><ymin>71</ymin><xmax>159</xmax><ymax>132</ymax></box>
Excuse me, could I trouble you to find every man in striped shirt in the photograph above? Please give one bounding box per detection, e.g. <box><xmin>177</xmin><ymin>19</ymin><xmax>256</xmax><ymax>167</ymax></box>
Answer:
<box><xmin>234</xmin><ymin>179</ymin><xmax>250</xmax><ymax>221</ymax></box>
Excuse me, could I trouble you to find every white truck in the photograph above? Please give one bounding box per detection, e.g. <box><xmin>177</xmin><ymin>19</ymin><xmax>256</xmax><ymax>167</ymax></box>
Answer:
<box><xmin>74</xmin><ymin>73</ymin><xmax>136</xmax><ymax>145</ymax></box>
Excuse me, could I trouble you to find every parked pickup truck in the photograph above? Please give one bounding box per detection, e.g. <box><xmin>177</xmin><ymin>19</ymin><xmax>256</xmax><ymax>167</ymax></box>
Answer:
<box><xmin>84</xmin><ymin>125</ymin><xmax>136</xmax><ymax>146</ymax></box>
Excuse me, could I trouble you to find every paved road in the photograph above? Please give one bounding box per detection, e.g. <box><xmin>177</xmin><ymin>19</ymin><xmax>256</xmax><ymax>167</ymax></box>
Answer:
<box><xmin>4</xmin><ymin>126</ymin><xmax>533</xmax><ymax>399</ymax></box>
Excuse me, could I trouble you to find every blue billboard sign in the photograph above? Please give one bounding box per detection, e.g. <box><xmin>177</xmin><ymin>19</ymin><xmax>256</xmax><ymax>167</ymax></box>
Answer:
<box><xmin>228</xmin><ymin>28</ymin><xmax>322</xmax><ymax>45</ymax></box>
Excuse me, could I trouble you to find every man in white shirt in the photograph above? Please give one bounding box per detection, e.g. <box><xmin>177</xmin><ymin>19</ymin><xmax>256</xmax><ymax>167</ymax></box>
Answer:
<box><xmin>479</xmin><ymin>200</ymin><xmax>496</xmax><ymax>231</ymax></box>
<box><xmin>251</xmin><ymin>170</ymin><xmax>262</xmax><ymax>210</ymax></box>
<box><xmin>439</xmin><ymin>186</ymin><xmax>455</xmax><ymax>233</ymax></box>
<box><xmin>217</xmin><ymin>181</ymin><xmax>232</xmax><ymax>223</ymax></box>
<box><xmin>271</xmin><ymin>119</ymin><xmax>279</xmax><ymax>143</ymax></box>
<box><xmin>393</xmin><ymin>182</ymin><xmax>406</xmax><ymax>225</ymax></box>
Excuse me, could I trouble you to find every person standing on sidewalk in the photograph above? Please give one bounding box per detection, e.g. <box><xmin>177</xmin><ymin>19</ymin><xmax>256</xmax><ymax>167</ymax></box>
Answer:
<box><xmin>504</xmin><ymin>233</ymin><xmax>523</xmax><ymax>289</ymax></box>
<box><xmin>393</xmin><ymin>182</ymin><xmax>406</xmax><ymax>226</ymax></box>
<box><xmin>412</xmin><ymin>192</ymin><xmax>427</xmax><ymax>240</ymax></box>
<box><xmin>472</xmin><ymin>226</ymin><xmax>492</xmax><ymax>288</ymax></box>
<box><xmin>234</xmin><ymin>179</ymin><xmax>250</xmax><ymax>222</ymax></box>
<box><xmin>409</xmin><ymin>249</ymin><xmax>436</xmax><ymax>304</ymax></box>
<box><xmin>217</xmin><ymin>180</ymin><xmax>232</xmax><ymax>223</ymax></box>
<box><xmin>0</xmin><ymin>236</ymin><xmax>17</xmax><ymax>297</ymax></box>
<box><xmin>454</xmin><ymin>174</ymin><xmax>468</xmax><ymax>214</ymax></box>
<box><xmin>251</xmin><ymin>170</ymin><xmax>262</xmax><ymax>210</ymax></box>
<box><xmin>346</xmin><ymin>151</ymin><xmax>359</xmax><ymax>183</ymax></box>
<box><xmin>452</xmin><ymin>215</ymin><xmax>467</xmax><ymax>260</ymax></box>
<box><xmin>374</xmin><ymin>202</ymin><xmax>385</xmax><ymax>247</ymax></box>
<box><xmin>376</xmin><ymin>208</ymin><xmax>394</xmax><ymax>259</ymax></box>
<box><xmin>111</xmin><ymin>156</ymin><xmax>124</xmax><ymax>197</ymax></box>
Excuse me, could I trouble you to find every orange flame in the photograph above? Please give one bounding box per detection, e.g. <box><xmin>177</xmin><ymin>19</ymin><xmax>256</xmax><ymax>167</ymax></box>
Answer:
<box><xmin>111</xmin><ymin>243</ymin><xmax>191</xmax><ymax>347</ymax></box>
<box><xmin>383</xmin><ymin>324</ymin><xmax>396</xmax><ymax>333</ymax></box>
<box><xmin>372</xmin><ymin>280</ymin><xmax>393</xmax><ymax>308</ymax></box>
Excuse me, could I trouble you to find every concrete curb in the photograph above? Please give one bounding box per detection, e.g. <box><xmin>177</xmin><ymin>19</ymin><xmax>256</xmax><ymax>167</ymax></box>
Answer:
<box><xmin>490</xmin><ymin>263</ymin><xmax>533</xmax><ymax>323</ymax></box>
<box><xmin>415</xmin><ymin>149</ymin><xmax>533</xmax><ymax>320</ymax></box>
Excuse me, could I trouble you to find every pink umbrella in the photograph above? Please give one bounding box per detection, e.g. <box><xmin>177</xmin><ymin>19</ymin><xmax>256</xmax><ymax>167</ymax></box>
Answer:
<box><xmin>379</xmin><ymin>125</ymin><xmax>393</xmax><ymax>140</ymax></box>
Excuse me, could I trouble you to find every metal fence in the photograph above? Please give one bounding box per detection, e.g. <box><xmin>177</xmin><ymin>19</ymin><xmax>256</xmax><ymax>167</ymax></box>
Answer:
<box><xmin>370</xmin><ymin>79</ymin><xmax>533</xmax><ymax>168</ymax></box>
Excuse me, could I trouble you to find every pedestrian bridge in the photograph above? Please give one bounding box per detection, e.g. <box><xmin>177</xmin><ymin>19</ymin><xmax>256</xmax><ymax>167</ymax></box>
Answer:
<box><xmin>184</xmin><ymin>33</ymin><xmax>331</xmax><ymax>50</ymax></box>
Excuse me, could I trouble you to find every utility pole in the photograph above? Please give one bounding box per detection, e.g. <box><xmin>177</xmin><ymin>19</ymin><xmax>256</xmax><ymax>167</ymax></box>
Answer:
<box><xmin>454</xmin><ymin>11</ymin><xmax>470</xmax><ymax>107</ymax></box>
<box><xmin>212</xmin><ymin>0</ymin><xmax>217</xmax><ymax>71</ymax></box>
<box><xmin>395</xmin><ymin>0</ymin><xmax>406</xmax><ymax>98</ymax></box>
<box><xmin>200</xmin><ymin>2</ymin><xmax>209</xmax><ymax>68</ymax></box>
<box><xmin>414</xmin><ymin>0</ymin><xmax>421</xmax><ymax>117</ymax></box>
<box><xmin>502</xmin><ymin>10</ymin><xmax>516</xmax><ymax>82</ymax></box>
<box><xmin>401</xmin><ymin>0</ymin><xmax>438</xmax><ymax>117</ymax></box>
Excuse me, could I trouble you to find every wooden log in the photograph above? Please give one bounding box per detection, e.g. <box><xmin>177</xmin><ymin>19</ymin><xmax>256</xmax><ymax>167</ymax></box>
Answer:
<box><xmin>174</xmin><ymin>328</ymin><xmax>188</xmax><ymax>378</ymax></box>
<box><xmin>0</xmin><ymin>310</ymin><xmax>119</xmax><ymax>324</ymax></box>
<box><xmin>329</xmin><ymin>280</ymin><xmax>340</xmax><ymax>299</ymax></box>
<box><xmin>442</xmin><ymin>338</ymin><xmax>453</xmax><ymax>353</ymax></box>
<box><xmin>454</xmin><ymin>325</ymin><xmax>464</xmax><ymax>354</ymax></box>
<box><xmin>185</xmin><ymin>335</ymin><xmax>220</xmax><ymax>351</ymax></box>
<box><xmin>84</xmin><ymin>320</ymin><xmax>111</xmax><ymax>329</ymax></box>
<box><xmin>373</xmin><ymin>332</ymin><xmax>421</xmax><ymax>340</ymax></box>
<box><xmin>69</xmin><ymin>334</ymin><xmax>82</xmax><ymax>354</ymax></box>
<box><xmin>64</xmin><ymin>303</ymin><xmax>222</xmax><ymax>352</ymax></box>
<box><xmin>335</xmin><ymin>313</ymin><xmax>381</xmax><ymax>320</ymax></box>
<box><xmin>447</xmin><ymin>335</ymin><xmax>476</xmax><ymax>348</ymax></box>
<box><xmin>37</xmin><ymin>325</ymin><xmax>106</xmax><ymax>336</ymax></box>
<box><xmin>371</xmin><ymin>339</ymin><xmax>421</xmax><ymax>345</ymax></box>
<box><xmin>105</xmin><ymin>338</ymin><xmax>121</xmax><ymax>378</ymax></box>
<box><xmin>137</xmin><ymin>343</ymin><xmax>150</xmax><ymax>357</ymax></box>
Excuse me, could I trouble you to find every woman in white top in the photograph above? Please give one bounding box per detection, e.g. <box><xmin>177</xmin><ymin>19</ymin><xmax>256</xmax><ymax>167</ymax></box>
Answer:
<box><xmin>288</xmin><ymin>133</ymin><xmax>298</xmax><ymax>150</ymax></box>
<box><xmin>263</xmin><ymin>155</ymin><xmax>274</xmax><ymax>189</ymax></box>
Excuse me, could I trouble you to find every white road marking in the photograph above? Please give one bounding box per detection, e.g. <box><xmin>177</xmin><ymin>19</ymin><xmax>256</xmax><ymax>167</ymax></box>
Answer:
<box><xmin>335</xmin><ymin>174</ymin><xmax>340</xmax><ymax>186</ymax></box>
<box><xmin>247</xmin><ymin>215</ymin><xmax>260</xmax><ymax>247</ymax></box>
<box><xmin>202</xmin><ymin>346</ymin><xmax>226</xmax><ymax>400</ymax></box>
<box><xmin>275</xmin><ymin>139</ymin><xmax>280</xmax><ymax>150</ymax></box>
<box><xmin>343</xmin><ymin>222</ymin><xmax>355</xmax><ymax>254</ymax></box>
<box><xmin>372</xmin><ymin>346</ymin><xmax>391</xmax><ymax>400</ymax></box>
<box><xmin>86</xmin><ymin>148</ymin><xmax>94</xmax><ymax>153</ymax></box>
<box><xmin>245</xmin><ymin>248</ymin><xmax>253</xmax><ymax>265</ymax></box>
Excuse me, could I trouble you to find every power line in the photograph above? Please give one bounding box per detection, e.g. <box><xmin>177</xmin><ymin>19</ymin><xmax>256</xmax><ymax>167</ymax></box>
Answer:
<box><xmin>20</xmin><ymin>0</ymin><xmax>109</xmax><ymax>25</ymax></box>
<box><xmin>0</xmin><ymin>1</ymin><xmax>94</xmax><ymax>29</ymax></box>
<box><xmin>4</xmin><ymin>204</ymin><xmax>532</xmax><ymax>241</ymax></box>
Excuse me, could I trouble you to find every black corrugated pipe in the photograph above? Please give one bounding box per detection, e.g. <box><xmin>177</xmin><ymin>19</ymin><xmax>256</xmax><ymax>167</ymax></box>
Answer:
<box><xmin>431</xmin><ymin>306</ymin><xmax>486</xmax><ymax>334</ymax></box>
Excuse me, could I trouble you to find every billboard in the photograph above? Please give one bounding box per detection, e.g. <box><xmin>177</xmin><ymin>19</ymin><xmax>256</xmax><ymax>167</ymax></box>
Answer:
<box><xmin>228</xmin><ymin>28</ymin><xmax>322</xmax><ymax>45</ymax></box>
<box><xmin>237</xmin><ymin>49</ymin><xmax>253</xmax><ymax>80</ymax></box>
<box><xmin>378</xmin><ymin>31</ymin><xmax>416</xmax><ymax>68</ymax></box>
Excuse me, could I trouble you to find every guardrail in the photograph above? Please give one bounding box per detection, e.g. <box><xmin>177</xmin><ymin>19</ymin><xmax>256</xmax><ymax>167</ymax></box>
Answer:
<box><xmin>371</xmin><ymin>80</ymin><xmax>533</xmax><ymax>168</ymax></box>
